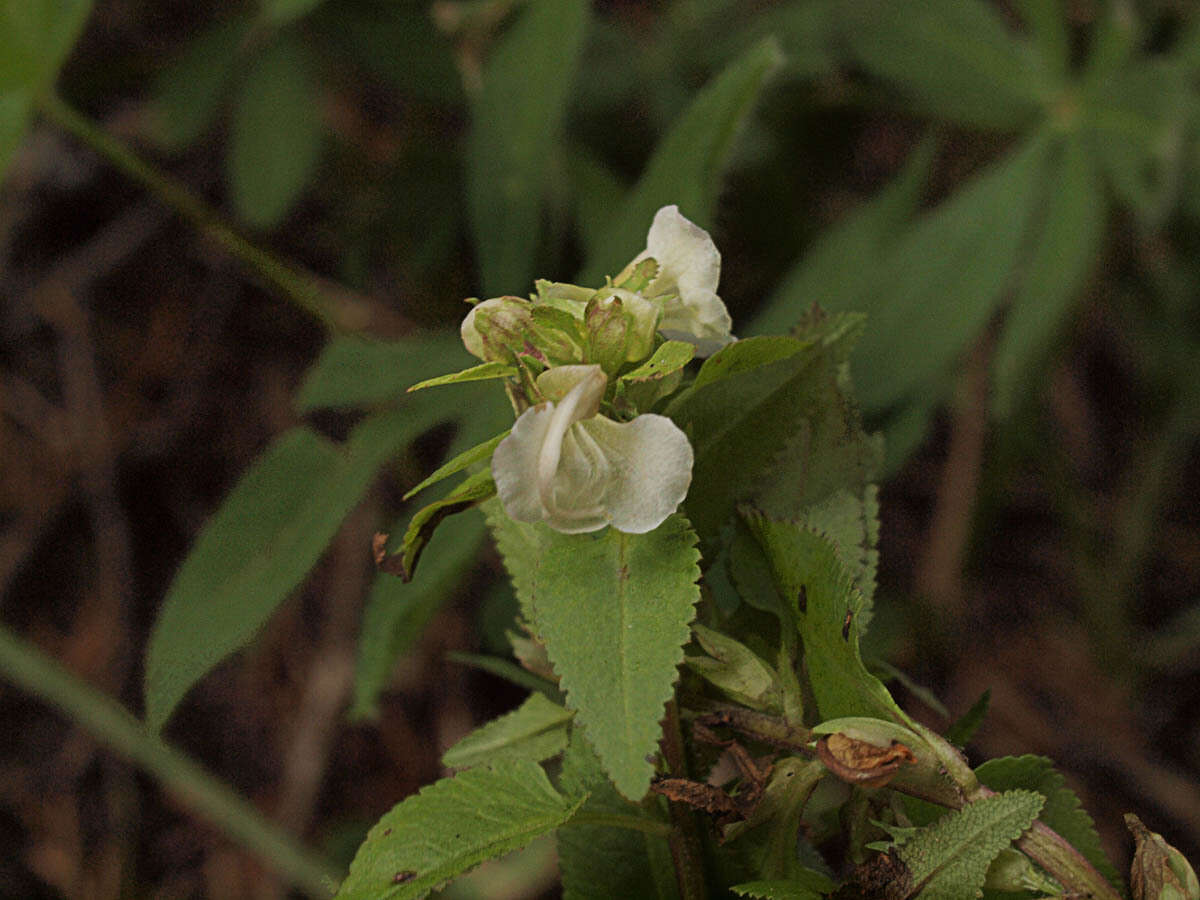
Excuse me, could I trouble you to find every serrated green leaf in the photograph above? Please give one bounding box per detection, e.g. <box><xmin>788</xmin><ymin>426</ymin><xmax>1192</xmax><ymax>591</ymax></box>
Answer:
<box><xmin>144</xmin><ymin>410</ymin><xmax>421</xmax><ymax>732</ymax></box>
<box><xmin>402</xmin><ymin>432</ymin><xmax>506</xmax><ymax>501</ymax></box>
<box><xmin>896</xmin><ymin>790</ymin><xmax>1044</xmax><ymax>900</ymax></box>
<box><xmin>483</xmin><ymin>500</ymin><xmax>551</xmax><ymax>622</ymax></box>
<box><xmin>731</xmin><ymin>876</ymin><xmax>829</xmax><ymax>900</ymax></box>
<box><xmin>295</xmin><ymin>333</ymin><xmax>470</xmax><ymax>412</ymax></box>
<box><xmin>976</xmin><ymin>755</ymin><xmax>1123</xmax><ymax>889</ymax></box>
<box><xmin>749</xmin><ymin>137</ymin><xmax>936</xmax><ymax>338</ymax></box>
<box><xmin>724</xmin><ymin>758</ymin><xmax>829</xmax><ymax>881</ymax></box>
<box><xmin>408</xmin><ymin>361</ymin><xmax>517</xmax><ymax>393</ymax></box>
<box><xmin>944</xmin><ymin>688</ymin><xmax>990</xmax><ymax>748</ymax></box>
<box><xmin>389</xmin><ymin>468</ymin><xmax>496</xmax><ymax>582</ymax></box>
<box><xmin>994</xmin><ymin>132</ymin><xmax>1107</xmax><ymax>417</ymax></box>
<box><xmin>261</xmin><ymin>0</ymin><xmax>327</xmax><ymax>26</ymax></box>
<box><xmin>467</xmin><ymin>0</ymin><xmax>589</xmax><ymax>295</ymax></box>
<box><xmin>851</xmin><ymin>133</ymin><xmax>1050</xmax><ymax>412</ymax></box>
<box><xmin>529</xmin><ymin>516</ymin><xmax>701</xmax><ymax>799</ymax></box>
<box><xmin>578</xmin><ymin>38</ymin><xmax>784</xmax><ymax>284</ymax></box>
<box><xmin>742</xmin><ymin>513</ymin><xmax>907</xmax><ymax>725</ymax></box>
<box><xmin>839</xmin><ymin>0</ymin><xmax>1049</xmax><ymax>130</ymax></box>
<box><xmin>556</xmin><ymin>728</ymin><xmax>677</xmax><ymax>900</ymax></box>
<box><xmin>335</xmin><ymin>760</ymin><xmax>584</xmax><ymax>900</ymax></box>
<box><xmin>442</xmin><ymin>692</ymin><xmax>573</xmax><ymax>769</ymax></box>
<box><xmin>620</xmin><ymin>341</ymin><xmax>695</xmax><ymax>383</ymax></box>
<box><xmin>150</xmin><ymin>16</ymin><xmax>248</xmax><ymax>150</ymax></box>
<box><xmin>350</xmin><ymin>510</ymin><xmax>486</xmax><ymax>721</ymax></box>
<box><xmin>665</xmin><ymin>335</ymin><xmax>852</xmax><ymax>543</ymax></box>
<box><xmin>0</xmin><ymin>0</ymin><xmax>93</xmax><ymax>92</ymax></box>
<box><xmin>227</xmin><ymin>34</ymin><xmax>323</xmax><ymax>228</ymax></box>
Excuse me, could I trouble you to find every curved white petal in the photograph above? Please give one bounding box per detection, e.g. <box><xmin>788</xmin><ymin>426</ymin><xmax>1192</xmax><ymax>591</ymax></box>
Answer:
<box><xmin>492</xmin><ymin>366</ymin><xmax>693</xmax><ymax>534</ymax></box>
<box><xmin>493</xmin><ymin>366</ymin><xmax>611</xmax><ymax>532</ymax></box>
<box><xmin>577</xmin><ymin>413</ymin><xmax>693</xmax><ymax>533</ymax></box>
<box><xmin>633</xmin><ymin>205</ymin><xmax>734</xmax><ymax>355</ymax></box>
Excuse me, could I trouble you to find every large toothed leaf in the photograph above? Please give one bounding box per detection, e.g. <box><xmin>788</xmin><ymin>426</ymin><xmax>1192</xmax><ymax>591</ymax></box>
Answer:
<box><xmin>144</xmin><ymin>410</ymin><xmax>422</xmax><ymax>732</ymax></box>
<box><xmin>579</xmin><ymin>38</ymin><xmax>784</xmax><ymax>284</ymax></box>
<box><xmin>976</xmin><ymin>755</ymin><xmax>1122</xmax><ymax>889</ymax></box>
<box><xmin>335</xmin><ymin>760</ymin><xmax>585</xmax><ymax>900</ymax></box>
<box><xmin>442</xmin><ymin>692</ymin><xmax>573</xmax><ymax>770</ymax></box>
<box><xmin>664</xmin><ymin>335</ymin><xmax>852</xmax><ymax>543</ymax></box>
<box><xmin>529</xmin><ymin>516</ymin><xmax>701</xmax><ymax>799</ymax></box>
<box><xmin>892</xmin><ymin>790</ymin><xmax>1044</xmax><ymax>900</ymax></box>
<box><xmin>743</xmin><ymin>512</ymin><xmax>906</xmax><ymax>725</ymax></box>
<box><xmin>557</xmin><ymin>728</ymin><xmax>677</xmax><ymax>900</ymax></box>
<box><xmin>467</xmin><ymin>0</ymin><xmax>590</xmax><ymax>295</ymax></box>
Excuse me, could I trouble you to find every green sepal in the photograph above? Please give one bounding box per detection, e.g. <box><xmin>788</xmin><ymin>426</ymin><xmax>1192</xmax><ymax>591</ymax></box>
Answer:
<box><xmin>381</xmin><ymin>469</ymin><xmax>497</xmax><ymax>582</ymax></box>
<box><xmin>686</xmin><ymin>623</ymin><xmax>782</xmax><ymax>712</ymax></box>
<box><xmin>408</xmin><ymin>361</ymin><xmax>518</xmax><ymax>392</ymax></box>
<box><xmin>621</xmin><ymin>340</ymin><xmax>695</xmax><ymax>384</ymax></box>
<box><xmin>402</xmin><ymin>432</ymin><xmax>508</xmax><ymax>501</ymax></box>
<box><xmin>614</xmin><ymin>257</ymin><xmax>659</xmax><ymax>293</ymax></box>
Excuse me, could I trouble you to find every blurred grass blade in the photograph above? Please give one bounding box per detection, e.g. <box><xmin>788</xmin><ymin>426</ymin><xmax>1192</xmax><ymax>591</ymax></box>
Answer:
<box><xmin>150</xmin><ymin>16</ymin><xmax>250</xmax><ymax>150</ymax></box>
<box><xmin>748</xmin><ymin>136</ymin><xmax>936</xmax><ymax>337</ymax></box>
<box><xmin>0</xmin><ymin>90</ymin><xmax>33</xmax><ymax>180</ymax></box>
<box><xmin>295</xmin><ymin>333</ymin><xmax>469</xmax><ymax>412</ymax></box>
<box><xmin>227</xmin><ymin>33</ymin><xmax>324</xmax><ymax>228</ymax></box>
<box><xmin>993</xmin><ymin>133</ymin><xmax>1107</xmax><ymax>416</ymax></box>
<box><xmin>145</xmin><ymin>410</ymin><xmax>439</xmax><ymax>733</ymax></box>
<box><xmin>0</xmin><ymin>0</ymin><xmax>93</xmax><ymax>183</ymax></box>
<box><xmin>840</xmin><ymin>0</ymin><xmax>1049</xmax><ymax>130</ymax></box>
<box><xmin>1013</xmin><ymin>0</ymin><xmax>1071</xmax><ymax>81</ymax></box>
<box><xmin>0</xmin><ymin>0</ymin><xmax>93</xmax><ymax>91</ymax></box>
<box><xmin>261</xmin><ymin>0</ymin><xmax>327</xmax><ymax>26</ymax></box>
<box><xmin>351</xmin><ymin>510</ymin><xmax>486</xmax><ymax>721</ymax></box>
<box><xmin>851</xmin><ymin>133</ymin><xmax>1051</xmax><ymax>412</ymax></box>
<box><xmin>467</xmin><ymin>0</ymin><xmax>590</xmax><ymax>296</ymax></box>
<box><xmin>568</xmin><ymin>145</ymin><xmax>628</xmax><ymax>263</ymax></box>
<box><xmin>579</xmin><ymin>37</ymin><xmax>784</xmax><ymax>285</ymax></box>
<box><xmin>0</xmin><ymin>626</ymin><xmax>339</xmax><ymax>898</ymax></box>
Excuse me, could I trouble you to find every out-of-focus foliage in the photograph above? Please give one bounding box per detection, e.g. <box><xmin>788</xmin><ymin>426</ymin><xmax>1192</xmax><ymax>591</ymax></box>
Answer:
<box><xmin>4</xmin><ymin>0</ymin><xmax>1200</xmax><ymax>896</ymax></box>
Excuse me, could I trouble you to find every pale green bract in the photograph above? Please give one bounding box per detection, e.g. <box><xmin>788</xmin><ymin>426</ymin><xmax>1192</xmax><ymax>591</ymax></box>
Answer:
<box><xmin>491</xmin><ymin>364</ymin><xmax>693</xmax><ymax>534</ymax></box>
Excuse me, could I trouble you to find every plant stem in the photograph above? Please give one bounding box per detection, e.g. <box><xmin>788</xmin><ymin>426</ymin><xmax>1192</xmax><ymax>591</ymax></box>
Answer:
<box><xmin>36</xmin><ymin>93</ymin><xmax>374</xmax><ymax>334</ymax></box>
<box><xmin>0</xmin><ymin>625</ymin><xmax>342</xmax><ymax>899</ymax></box>
<box><xmin>660</xmin><ymin>699</ymin><xmax>709</xmax><ymax>900</ymax></box>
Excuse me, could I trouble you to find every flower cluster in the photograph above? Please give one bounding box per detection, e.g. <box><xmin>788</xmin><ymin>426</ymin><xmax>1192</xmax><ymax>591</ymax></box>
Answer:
<box><xmin>460</xmin><ymin>206</ymin><xmax>733</xmax><ymax>535</ymax></box>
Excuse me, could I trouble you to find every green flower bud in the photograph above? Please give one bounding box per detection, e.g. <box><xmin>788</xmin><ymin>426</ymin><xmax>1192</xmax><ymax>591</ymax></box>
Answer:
<box><xmin>461</xmin><ymin>296</ymin><xmax>534</xmax><ymax>363</ymax></box>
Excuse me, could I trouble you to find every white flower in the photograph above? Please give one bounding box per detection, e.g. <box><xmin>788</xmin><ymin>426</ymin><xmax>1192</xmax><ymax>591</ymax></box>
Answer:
<box><xmin>491</xmin><ymin>364</ymin><xmax>693</xmax><ymax>534</ymax></box>
<box><xmin>631</xmin><ymin>205</ymin><xmax>734</xmax><ymax>355</ymax></box>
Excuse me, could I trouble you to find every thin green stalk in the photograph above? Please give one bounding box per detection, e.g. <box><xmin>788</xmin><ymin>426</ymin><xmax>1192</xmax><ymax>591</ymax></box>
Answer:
<box><xmin>36</xmin><ymin>93</ymin><xmax>372</xmax><ymax>334</ymax></box>
<box><xmin>0</xmin><ymin>625</ymin><xmax>342</xmax><ymax>899</ymax></box>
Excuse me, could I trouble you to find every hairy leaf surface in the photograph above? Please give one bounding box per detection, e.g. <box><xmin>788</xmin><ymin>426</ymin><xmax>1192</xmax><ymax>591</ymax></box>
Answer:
<box><xmin>336</xmin><ymin>760</ymin><xmax>584</xmax><ymax>900</ymax></box>
<box><xmin>530</xmin><ymin>517</ymin><xmax>701</xmax><ymax>799</ymax></box>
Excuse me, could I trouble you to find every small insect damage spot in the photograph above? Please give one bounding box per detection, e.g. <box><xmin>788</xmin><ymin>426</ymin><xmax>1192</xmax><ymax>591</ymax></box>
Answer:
<box><xmin>392</xmin><ymin>870</ymin><xmax>417</xmax><ymax>884</ymax></box>
<box><xmin>797</xmin><ymin>584</ymin><xmax>808</xmax><ymax>614</ymax></box>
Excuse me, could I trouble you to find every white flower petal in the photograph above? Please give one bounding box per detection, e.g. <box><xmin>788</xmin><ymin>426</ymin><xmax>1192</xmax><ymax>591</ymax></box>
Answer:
<box><xmin>633</xmin><ymin>205</ymin><xmax>734</xmax><ymax>355</ymax></box>
<box><xmin>493</xmin><ymin>366</ymin><xmax>611</xmax><ymax>532</ymax></box>
<box><xmin>577</xmin><ymin>413</ymin><xmax>693</xmax><ymax>533</ymax></box>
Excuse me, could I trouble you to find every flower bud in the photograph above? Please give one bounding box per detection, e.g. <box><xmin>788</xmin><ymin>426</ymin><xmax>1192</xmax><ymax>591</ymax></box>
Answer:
<box><xmin>1128</xmin><ymin>814</ymin><xmax>1200</xmax><ymax>900</ymax></box>
<box><xmin>461</xmin><ymin>297</ymin><xmax>534</xmax><ymax>363</ymax></box>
